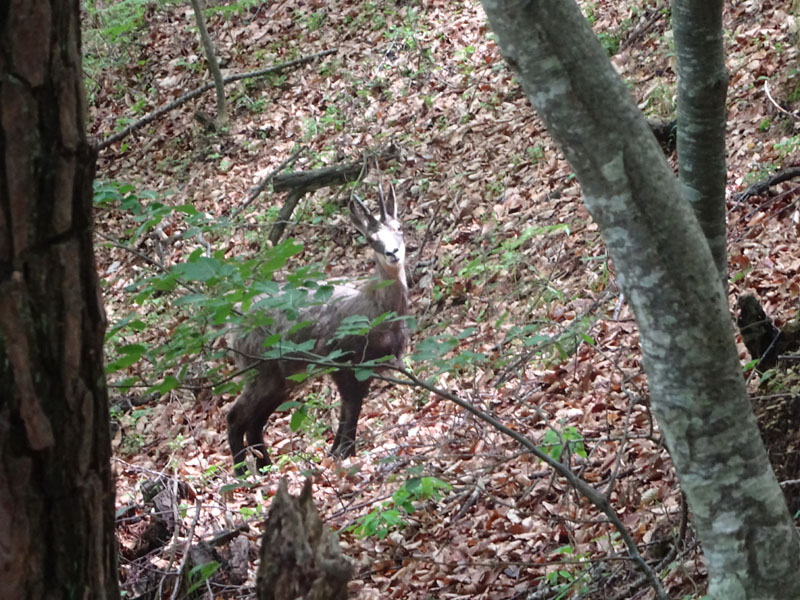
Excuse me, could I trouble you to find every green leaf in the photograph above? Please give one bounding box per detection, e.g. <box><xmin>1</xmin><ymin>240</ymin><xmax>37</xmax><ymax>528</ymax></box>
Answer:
<box><xmin>287</xmin><ymin>371</ymin><xmax>313</xmax><ymax>383</ymax></box>
<box><xmin>149</xmin><ymin>375</ymin><xmax>180</xmax><ymax>395</ymax></box>
<box><xmin>354</xmin><ymin>367</ymin><xmax>374</xmax><ymax>381</ymax></box>
<box><xmin>174</xmin><ymin>204</ymin><xmax>199</xmax><ymax>216</ymax></box>
<box><xmin>219</xmin><ymin>482</ymin><xmax>239</xmax><ymax>495</ymax></box>
<box><xmin>105</xmin><ymin>343</ymin><xmax>147</xmax><ymax>373</ymax></box>
<box><xmin>542</xmin><ymin>429</ymin><xmax>563</xmax><ymax>461</ymax></box>
<box><xmin>186</xmin><ymin>562</ymin><xmax>221</xmax><ymax>594</ymax></box>
<box><xmin>381</xmin><ymin>509</ymin><xmax>402</xmax><ymax>525</ymax></box>
<box><xmin>289</xmin><ymin>408</ymin><xmax>307</xmax><ymax>432</ymax></box>
<box><xmin>264</xmin><ymin>238</ymin><xmax>304</xmax><ymax>272</ymax></box>
<box><xmin>173</xmin><ymin>256</ymin><xmax>221</xmax><ymax>282</ymax></box>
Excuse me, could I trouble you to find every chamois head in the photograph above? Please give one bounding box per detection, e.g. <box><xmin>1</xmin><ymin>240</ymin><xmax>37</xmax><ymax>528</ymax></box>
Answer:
<box><xmin>349</xmin><ymin>185</ymin><xmax>405</xmax><ymax>276</ymax></box>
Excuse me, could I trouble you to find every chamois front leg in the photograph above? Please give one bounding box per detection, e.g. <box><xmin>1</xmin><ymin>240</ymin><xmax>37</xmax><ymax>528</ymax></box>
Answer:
<box><xmin>330</xmin><ymin>370</ymin><xmax>372</xmax><ymax>458</ymax></box>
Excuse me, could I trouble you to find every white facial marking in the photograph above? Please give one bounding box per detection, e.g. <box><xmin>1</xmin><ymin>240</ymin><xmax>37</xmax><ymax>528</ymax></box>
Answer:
<box><xmin>374</xmin><ymin>221</ymin><xmax>404</xmax><ymax>265</ymax></box>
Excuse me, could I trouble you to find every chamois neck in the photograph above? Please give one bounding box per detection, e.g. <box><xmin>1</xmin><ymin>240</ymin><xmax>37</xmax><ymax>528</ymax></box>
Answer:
<box><xmin>369</xmin><ymin>259</ymin><xmax>408</xmax><ymax>315</ymax></box>
<box><xmin>375</xmin><ymin>259</ymin><xmax>407</xmax><ymax>288</ymax></box>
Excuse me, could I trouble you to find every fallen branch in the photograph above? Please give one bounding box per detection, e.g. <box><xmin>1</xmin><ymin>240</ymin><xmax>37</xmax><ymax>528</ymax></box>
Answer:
<box><xmin>266</xmin><ymin>148</ymin><xmax>399</xmax><ymax>245</ymax></box>
<box><xmin>267</xmin><ymin>161</ymin><xmax>369</xmax><ymax>245</ymax></box>
<box><xmin>229</xmin><ymin>147</ymin><xmax>306</xmax><ymax>220</ymax></box>
<box><xmin>271</xmin><ymin>162</ymin><xmax>368</xmax><ymax>193</ymax></box>
<box><xmin>383</xmin><ymin>367</ymin><xmax>668</xmax><ymax>600</ymax></box>
<box><xmin>734</xmin><ymin>166</ymin><xmax>800</xmax><ymax>203</ymax></box>
<box><xmin>268</xmin><ymin>188</ymin><xmax>310</xmax><ymax>246</ymax></box>
<box><xmin>95</xmin><ymin>48</ymin><xmax>337</xmax><ymax>151</ymax></box>
<box><xmin>620</xmin><ymin>7</ymin><xmax>666</xmax><ymax>51</ymax></box>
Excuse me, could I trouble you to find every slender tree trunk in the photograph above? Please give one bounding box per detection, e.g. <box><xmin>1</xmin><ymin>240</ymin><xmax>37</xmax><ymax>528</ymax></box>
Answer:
<box><xmin>190</xmin><ymin>0</ymin><xmax>229</xmax><ymax>128</ymax></box>
<box><xmin>673</xmin><ymin>0</ymin><xmax>729</xmax><ymax>287</ymax></box>
<box><xmin>479</xmin><ymin>1</ymin><xmax>800</xmax><ymax>598</ymax></box>
<box><xmin>0</xmin><ymin>1</ymin><xmax>118</xmax><ymax>597</ymax></box>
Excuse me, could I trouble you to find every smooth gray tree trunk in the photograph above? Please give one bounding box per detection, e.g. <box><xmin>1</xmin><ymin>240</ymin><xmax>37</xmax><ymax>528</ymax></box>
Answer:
<box><xmin>673</xmin><ymin>0</ymin><xmax>729</xmax><ymax>287</ymax></box>
<box><xmin>479</xmin><ymin>1</ymin><xmax>800</xmax><ymax>598</ymax></box>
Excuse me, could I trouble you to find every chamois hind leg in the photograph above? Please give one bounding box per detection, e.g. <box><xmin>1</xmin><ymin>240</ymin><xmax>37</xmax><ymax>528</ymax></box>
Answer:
<box><xmin>227</xmin><ymin>370</ymin><xmax>288</xmax><ymax>475</ymax></box>
<box><xmin>330</xmin><ymin>370</ymin><xmax>372</xmax><ymax>458</ymax></box>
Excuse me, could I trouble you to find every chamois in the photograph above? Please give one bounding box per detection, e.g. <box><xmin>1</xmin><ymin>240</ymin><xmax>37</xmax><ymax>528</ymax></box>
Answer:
<box><xmin>227</xmin><ymin>188</ymin><xmax>409</xmax><ymax>474</ymax></box>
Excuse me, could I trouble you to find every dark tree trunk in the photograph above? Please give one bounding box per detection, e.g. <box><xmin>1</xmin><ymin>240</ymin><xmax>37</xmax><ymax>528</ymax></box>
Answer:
<box><xmin>0</xmin><ymin>1</ymin><xmax>118</xmax><ymax>597</ymax></box>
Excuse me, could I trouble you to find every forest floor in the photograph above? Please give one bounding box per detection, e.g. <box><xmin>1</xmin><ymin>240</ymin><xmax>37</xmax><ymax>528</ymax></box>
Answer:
<box><xmin>86</xmin><ymin>0</ymin><xmax>800</xmax><ymax>598</ymax></box>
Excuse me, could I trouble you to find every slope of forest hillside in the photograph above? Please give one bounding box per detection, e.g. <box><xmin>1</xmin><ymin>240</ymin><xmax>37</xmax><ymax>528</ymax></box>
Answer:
<box><xmin>85</xmin><ymin>0</ymin><xmax>800</xmax><ymax>597</ymax></box>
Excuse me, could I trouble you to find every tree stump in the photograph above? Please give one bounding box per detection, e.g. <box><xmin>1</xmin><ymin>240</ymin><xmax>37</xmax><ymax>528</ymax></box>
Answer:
<box><xmin>256</xmin><ymin>479</ymin><xmax>352</xmax><ymax>600</ymax></box>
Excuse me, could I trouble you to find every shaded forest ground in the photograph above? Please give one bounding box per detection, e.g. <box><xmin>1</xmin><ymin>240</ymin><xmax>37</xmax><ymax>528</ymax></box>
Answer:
<box><xmin>86</xmin><ymin>0</ymin><xmax>800</xmax><ymax>598</ymax></box>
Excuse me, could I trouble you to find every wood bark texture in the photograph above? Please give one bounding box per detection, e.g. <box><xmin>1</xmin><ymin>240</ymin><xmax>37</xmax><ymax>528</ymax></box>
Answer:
<box><xmin>479</xmin><ymin>1</ymin><xmax>800</xmax><ymax>598</ymax></box>
<box><xmin>256</xmin><ymin>479</ymin><xmax>352</xmax><ymax>600</ymax></box>
<box><xmin>0</xmin><ymin>0</ymin><xmax>118</xmax><ymax>597</ymax></box>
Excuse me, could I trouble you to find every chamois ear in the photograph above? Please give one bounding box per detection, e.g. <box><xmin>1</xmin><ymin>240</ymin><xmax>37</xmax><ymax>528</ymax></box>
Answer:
<box><xmin>349</xmin><ymin>193</ymin><xmax>375</xmax><ymax>235</ymax></box>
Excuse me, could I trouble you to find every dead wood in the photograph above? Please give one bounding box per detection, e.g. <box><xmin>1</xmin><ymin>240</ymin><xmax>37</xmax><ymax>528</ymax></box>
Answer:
<box><xmin>269</xmin><ymin>188</ymin><xmax>308</xmax><ymax>245</ymax></box>
<box><xmin>272</xmin><ymin>162</ymin><xmax>367</xmax><ymax>193</ymax></box>
<box><xmin>229</xmin><ymin>147</ymin><xmax>306</xmax><ymax>221</ymax></box>
<box><xmin>256</xmin><ymin>479</ymin><xmax>351</xmax><ymax>600</ymax></box>
<box><xmin>266</xmin><ymin>147</ymin><xmax>399</xmax><ymax>244</ymax></box>
<box><xmin>620</xmin><ymin>7</ymin><xmax>667</xmax><ymax>51</ymax></box>
<box><xmin>267</xmin><ymin>162</ymin><xmax>367</xmax><ymax>245</ymax></box>
<box><xmin>734</xmin><ymin>166</ymin><xmax>800</xmax><ymax>203</ymax></box>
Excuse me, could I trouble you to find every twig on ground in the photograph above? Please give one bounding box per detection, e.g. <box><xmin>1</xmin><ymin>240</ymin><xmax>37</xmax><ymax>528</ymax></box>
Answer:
<box><xmin>224</xmin><ymin>346</ymin><xmax>668</xmax><ymax>600</ymax></box>
<box><xmin>229</xmin><ymin>146</ymin><xmax>306</xmax><ymax>220</ymax></box>
<box><xmin>620</xmin><ymin>7</ymin><xmax>666</xmax><ymax>51</ymax></box>
<box><xmin>377</xmin><ymin>367</ymin><xmax>668</xmax><ymax>600</ymax></box>
<box><xmin>169</xmin><ymin>498</ymin><xmax>203</xmax><ymax>600</ymax></box>
<box><xmin>95</xmin><ymin>231</ymin><xmax>205</xmax><ymax>297</ymax></box>
<box><xmin>95</xmin><ymin>49</ymin><xmax>337</xmax><ymax>151</ymax></box>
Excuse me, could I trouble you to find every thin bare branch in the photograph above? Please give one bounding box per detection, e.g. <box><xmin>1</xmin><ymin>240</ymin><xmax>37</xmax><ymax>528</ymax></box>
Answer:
<box><xmin>95</xmin><ymin>49</ymin><xmax>337</xmax><ymax>151</ymax></box>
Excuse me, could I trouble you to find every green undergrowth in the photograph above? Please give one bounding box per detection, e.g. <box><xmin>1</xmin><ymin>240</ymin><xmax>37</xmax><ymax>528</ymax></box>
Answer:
<box><xmin>98</xmin><ymin>174</ymin><xmax>604</xmax><ymax>540</ymax></box>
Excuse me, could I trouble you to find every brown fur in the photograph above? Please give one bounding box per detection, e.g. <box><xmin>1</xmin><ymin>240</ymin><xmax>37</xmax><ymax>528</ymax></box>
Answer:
<box><xmin>227</xmin><ymin>195</ymin><xmax>408</xmax><ymax>474</ymax></box>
